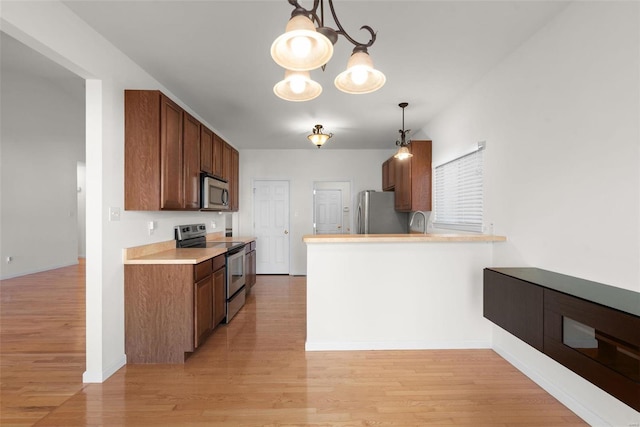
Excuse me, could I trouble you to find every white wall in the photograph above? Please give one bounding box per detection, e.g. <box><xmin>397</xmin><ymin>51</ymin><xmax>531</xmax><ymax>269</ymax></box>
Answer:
<box><xmin>0</xmin><ymin>47</ymin><xmax>85</xmax><ymax>279</ymax></box>
<box><xmin>1</xmin><ymin>1</ymin><xmax>229</xmax><ymax>382</ymax></box>
<box><xmin>423</xmin><ymin>2</ymin><xmax>639</xmax><ymax>424</ymax></box>
<box><xmin>239</xmin><ymin>149</ymin><xmax>393</xmax><ymax>275</ymax></box>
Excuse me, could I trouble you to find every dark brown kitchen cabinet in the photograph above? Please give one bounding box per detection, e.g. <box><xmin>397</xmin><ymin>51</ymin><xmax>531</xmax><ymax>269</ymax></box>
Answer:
<box><xmin>230</xmin><ymin>147</ymin><xmax>239</xmax><ymax>211</ymax></box>
<box><xmin>245</xmin><ymin>241</ymin><xmax>256</xmax><ymax>292</ymax></box>
<box><xmin>125</xmin><ymin>254</ymin><xmax>228</xmax><ymax>363</ymax></box>
<box><xmin>183</xmin><ymin>112</ymin><xmax>201</xmax><ymax>210</ymax></box>
<box><xmin>211</xmin><ymin>254</ymin><xmax>226</xmax><ymax>327</ymax></box>
<box><xmin>200</xmin><ymin>125</ymin><xmax>214</xmax><ymax>175</ymax></box>
<box><xmin>124</xmin><ymin>90</ymin><xmax>200</xmax><ymax>211</ymax></box>
<box><xmin>382</xmin><ymin>157</ymin><xmax>396</xmax><ymax>191</ymax></box>
<box><xmin>393</xmin><ymin>140</ymin><xmax>432</xmax><ymax>212</ymax></box>
<box><xmin>212</xmin><ymin>134</ymin><xmax>224</xmax><ymax>178</ymax></box>
<box><xmin>213</xmin><ymin>267</ymin><xmax>226</xmax><ymax>327</ymax></box>
<box><xmin>194</xmin><ymin>275</ymin><xmax>213</xmax><ymax>348</ymax></box>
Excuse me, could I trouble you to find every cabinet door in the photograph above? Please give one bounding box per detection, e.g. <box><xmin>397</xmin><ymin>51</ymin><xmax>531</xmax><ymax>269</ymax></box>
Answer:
<box><xmin>382</xmin><ymin>157</ymin><xmax>396</xmax><ymax>191</ymax></box>
<box><xmin>212</xmin><ymin>134</ymin><xmax>224</xmax><ymax>178</ymax></box>
<box><xmin>394</xmin><ymin>156</ymin><xmax>411</xmax><ymax>211</ymax></box>
<box><xmin>221</xmin><ymin>141</ymin><xmax>232</xmax><ymax>182</ymax></box>
<box><xmin>213</xmin><ymin>267</ymin><xmax>226</xmax><ymax>327</ymax></box>
<box><xmin>194</xmin><ymin>275</ymin><xmax>213</xmax><ymax>348</ymax></box>
<box><xmin>230</xmin><ymin>147</ymin><xmax>239</xmax><ymax>211</ymax></box>
<box><xmin>160</xmin><ymin>95</ymin><xmax>184</xmax><ymax>210</ymax></box>
<box><xmin>246</xmin><ymin>250</ymin><xmax>256</xmax><ymax>288</ymax></box>
<box><xmin>200</xmin><ymin>126</ymin><xmax>213</xmax><ymax>174</ymax></box>
<box><xmin>183</xmin><ymin>112</ymin><xmax>201</xmax><ymax>210</ymax></box>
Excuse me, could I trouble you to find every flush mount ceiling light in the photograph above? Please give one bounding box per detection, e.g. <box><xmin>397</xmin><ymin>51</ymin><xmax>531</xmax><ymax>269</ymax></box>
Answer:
<box><xmin>307</xmin><ymin>124</ymin><xmax>333</xmax><ymax>148</ymax></box>
<box><xmin>271</xmin><ymin>0</ymin><xmax>386</xmax><ymax>100</ymax></box>
<box><xmin>394</xmin><ymin>102</ymin><xmax>413</xmax><ymax>160</ymax></box>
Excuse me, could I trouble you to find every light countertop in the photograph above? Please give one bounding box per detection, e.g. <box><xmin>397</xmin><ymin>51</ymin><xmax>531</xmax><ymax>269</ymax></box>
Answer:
<box><xmin>303</xmin><ymin>233</ymin><xmax>506</xmax><ymax>243</ymax></box>
<box><xmin>123</xmin><ymin>236</ymin><xmax>256</xmax><ymax>265</ymax></box>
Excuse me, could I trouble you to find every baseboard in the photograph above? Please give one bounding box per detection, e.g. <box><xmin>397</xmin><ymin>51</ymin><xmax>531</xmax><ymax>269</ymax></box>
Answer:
<box><xmin>305</xmin><ymin>340</ymin><xmax>491</xmax><ymax>351</ymax></box>
<box><xmin>1</xmin><ymin>260</ymin><xmax>80</xmax><ymax>280</ymax></box>
<box><xmin>82</xmin><ymin>354</ymin><xmax>127</xmax><ymax>383</ymax></box>
<box><xmin>493</xmin><ymin>344</ymin><xmax>609</xmax><ymax>426</ymax></box>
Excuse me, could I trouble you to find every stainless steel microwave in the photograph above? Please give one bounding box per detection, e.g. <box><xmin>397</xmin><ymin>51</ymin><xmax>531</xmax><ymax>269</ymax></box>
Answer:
<box><xmin>201</xmin><ymin>174</ymin><xmax>229</xmax><ymax>210</ymax></box>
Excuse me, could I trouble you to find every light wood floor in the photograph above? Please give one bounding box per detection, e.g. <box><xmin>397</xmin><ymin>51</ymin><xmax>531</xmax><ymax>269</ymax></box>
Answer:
<box><xmin>1</xmin><ymin>264</ymin><xmax>587</xmax><ymax>426</ymax></box>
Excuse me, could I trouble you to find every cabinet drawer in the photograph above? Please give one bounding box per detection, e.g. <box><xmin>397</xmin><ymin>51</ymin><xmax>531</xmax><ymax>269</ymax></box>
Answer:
<box><xmin>194</xmin><ymin>259</ymin><xmax>213</xmax><ymax>282</ymax></box>
<box><xmin>212</xmin><ymin>254</ymin><xmax>225</xmax><ymax>272</ymax></box>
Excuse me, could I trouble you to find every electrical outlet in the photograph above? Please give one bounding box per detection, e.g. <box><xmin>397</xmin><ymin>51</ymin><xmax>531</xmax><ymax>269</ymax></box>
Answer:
<box><xmin>211</xmin><ymin>221</ymin><xmax>216</xmax><ymax>229</ymax></box>
<box><xmin>109</xmin><ymin>207</ymin><xmax>121</xmax><ymax>222</ymax></box>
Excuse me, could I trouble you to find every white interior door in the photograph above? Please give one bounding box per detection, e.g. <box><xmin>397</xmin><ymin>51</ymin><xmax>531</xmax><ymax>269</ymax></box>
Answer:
<box><xmin>314</xmin><ymin>189</ymin><xmax>343</xmax><ymax>234</ymax></box>
<box><xmin>253</xmin><ymin>180</ymin><xmax>290</xmax><ymax>274</ymax></box>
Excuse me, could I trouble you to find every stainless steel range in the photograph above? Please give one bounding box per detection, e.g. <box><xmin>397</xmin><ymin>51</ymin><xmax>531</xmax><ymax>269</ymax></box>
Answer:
<box><xmin>175</xmin><ymin>224</ymin><xmax>246</xmax><ymax>323</ymax></box>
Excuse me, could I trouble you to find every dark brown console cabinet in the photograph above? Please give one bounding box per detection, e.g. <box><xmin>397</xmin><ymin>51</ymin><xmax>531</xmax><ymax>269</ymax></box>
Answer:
<box><xmin>484</xmin><ymin>267</ymin><xmax>640</xmax><ymax>411</ymax></box>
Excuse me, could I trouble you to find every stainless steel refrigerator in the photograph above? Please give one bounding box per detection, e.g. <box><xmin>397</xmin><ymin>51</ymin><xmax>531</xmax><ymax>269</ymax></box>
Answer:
<box><xmin>356</xmin><ymin>190</ymin><xmax>408</xmax><ymax>234</ymax></box>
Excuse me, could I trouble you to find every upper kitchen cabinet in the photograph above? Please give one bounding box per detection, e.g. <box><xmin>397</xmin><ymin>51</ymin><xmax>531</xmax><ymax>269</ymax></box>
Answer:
<box><xmin>200</xmin><ymin>126</ymin><xmax>213</xmax><ymax>175</ymax></box>
<box><xmin>212</xmin><ymin>133</ymin><xmax>224</xmax><ymax>178</ymax></box>
<box><xmin>183</xmin><ymin>112</ymin><xmax>201</xmax><ymax>210</ymax></box>
<box><xmin>230</xmin><ymin>147</ymin><xmax>239</xmax><ymax>211</ymax></box>
<box><xmin>124</xmin><ymin>90</ymin><xmax>201</xmax><ymax>211</ymax></box>
<box><xmin>382</xmin><ymin>157</ymin><xmax>396</xmax><ymax>191</ymax></box>
<box><xmin>393</xmin><ymin>140</ymin><xmax>432</xmax><ymax>212</ymax></box>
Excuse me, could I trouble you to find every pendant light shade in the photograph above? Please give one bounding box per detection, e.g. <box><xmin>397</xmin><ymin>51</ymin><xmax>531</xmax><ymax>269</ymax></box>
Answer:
<box><xmin>307</xmin><ymin>124</ymin><xmax>333</xmax><ymax>147</ymax></box>
<box><xmin>334</xmin><ymin>49</ymin><xmax>386</xmax><ymax>94</ymax></box>
<box><xmin>270</xmin><ymin>14</ymin><xmax>334</xmax><ymax>72</ymax></box>
<box><xmin>273</xmin><ymin>70</ymin><xmax>322</xmax><ymax>102</ymax></box>
<box><xmin>394</xmin><ymin>145</ymin><xmax>413</xmax><ymax>160</ymax></box>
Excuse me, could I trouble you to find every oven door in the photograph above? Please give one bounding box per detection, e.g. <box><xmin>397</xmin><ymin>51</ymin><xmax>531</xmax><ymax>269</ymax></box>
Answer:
<box><xmin>225</xmin><ymin>247</ymin><xmax>246</xmax><ymax>322</ymax></box>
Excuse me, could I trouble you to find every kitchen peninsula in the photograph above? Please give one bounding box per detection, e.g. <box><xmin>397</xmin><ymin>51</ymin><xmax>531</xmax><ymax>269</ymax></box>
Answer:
<box><xmin>303</xmin><ymin>233</ymin><xmax>506</xmax><ymax>351</ymax></box>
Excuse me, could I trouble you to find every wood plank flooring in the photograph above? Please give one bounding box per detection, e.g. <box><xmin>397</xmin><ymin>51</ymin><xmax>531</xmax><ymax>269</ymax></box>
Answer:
<box><xmin>1</xmin><ymin>266</ymin><xmax>586</xmax><ymax>426</ymax></box>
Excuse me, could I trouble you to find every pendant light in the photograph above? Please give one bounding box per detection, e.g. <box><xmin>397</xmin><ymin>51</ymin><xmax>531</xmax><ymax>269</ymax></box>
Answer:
<box><xmin>273</xmin><ymin>70</ymin><xmax>322</xmax><ymax>102</ymax></box>
<box><xmin>394</xmin><ymin>102</ymin><xmax>413</xmax><ymax>160</ymax></box>
<box><xmin>307</xmin><ymin>124</ymin><xmax>333</xmax><ymax>148</ymax></box>
<box><xmin>271</xmin><ymin>0</ymin><xmax>386</xmax><ymax>100</ymax></box>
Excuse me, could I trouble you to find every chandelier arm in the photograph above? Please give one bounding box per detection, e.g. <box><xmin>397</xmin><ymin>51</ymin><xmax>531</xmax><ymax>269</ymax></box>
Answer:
<box><xmin>326</xmin><ymin>0</ymin><xmax>377</xmax><ymax>48</ymax></box>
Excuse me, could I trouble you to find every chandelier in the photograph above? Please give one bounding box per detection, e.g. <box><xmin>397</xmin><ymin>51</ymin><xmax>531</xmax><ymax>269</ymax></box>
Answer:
<box><xmin>394</xmin><ymin>102</ymin><xmax>413</xmax><ymax>160</ymax></box>
<box><xmin>272</xmin><ymin>0</ymin><xmax>386</xmax><ymax>102</ymax></box>
<box><xmin>307</xmin><ymin>124</ymin><xmax>333</xmax><ymax>147</ymax></box>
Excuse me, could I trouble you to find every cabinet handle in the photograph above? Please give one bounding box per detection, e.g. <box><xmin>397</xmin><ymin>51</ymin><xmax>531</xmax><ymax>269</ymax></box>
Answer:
<box><xmin>284</xmin><ymin>230</ymin><xmax>289</xmax><ymax>235</ymax></box>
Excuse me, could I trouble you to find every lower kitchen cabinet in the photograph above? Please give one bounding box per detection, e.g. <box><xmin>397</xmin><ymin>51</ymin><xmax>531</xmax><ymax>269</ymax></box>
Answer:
<box><xmin>125</xmin><ymin>254</ymin><xmax>226</xmax><ymax>363</ymax></box>
<box><xmin>213</xmin><ymin>260</ymin><xmax>226</xmax><ymax>327</ymax></box>
<box><xmin>245</xmin><ymin>240</ymin><xmax>256</xmax><ymax>292</ymax></box>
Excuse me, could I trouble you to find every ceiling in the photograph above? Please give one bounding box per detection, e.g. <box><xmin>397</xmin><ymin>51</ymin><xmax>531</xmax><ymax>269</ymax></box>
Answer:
<box><xmin>11</xmin><ymin>1</ymin><xmax>570</xmax><ymax>150</ymax></box>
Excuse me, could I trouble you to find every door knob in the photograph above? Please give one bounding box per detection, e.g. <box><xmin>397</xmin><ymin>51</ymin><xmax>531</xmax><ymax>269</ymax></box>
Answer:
<box><xmin>284</xmin><ymin>230</ymin><xmax>289</xmax><ymax>234</ymax></box>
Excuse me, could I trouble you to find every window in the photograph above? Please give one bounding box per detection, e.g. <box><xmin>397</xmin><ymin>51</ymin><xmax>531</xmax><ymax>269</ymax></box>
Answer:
<box><xmin>434</xmin><ymin>144</ymin><xmax>484</xmax><ymax>232</ymax></box>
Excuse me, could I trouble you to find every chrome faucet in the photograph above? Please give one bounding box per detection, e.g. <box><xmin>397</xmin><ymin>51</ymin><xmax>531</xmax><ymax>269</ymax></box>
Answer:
<box><xmin>409</xmin><ymin>211</ymin><xmax>427</xmax><ymax>234</ymax></box>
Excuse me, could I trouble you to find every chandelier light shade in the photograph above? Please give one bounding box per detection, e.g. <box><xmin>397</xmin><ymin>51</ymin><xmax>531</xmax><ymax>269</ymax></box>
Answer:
<box><xmin>307</xmin><ymin>124</ymin><xmax>333</xmax><ymax>147</ymax></box>
<box><xmin>270</xmin><ymin>14</ymin><xmax>334</xmax><ymax>72</ymax></box>
<box><xmin>334</xmin><ymin>48</ymin><xmax>386</xmax><ymax>94</ymax></box>
<box><xmin>271</xmin><ymin>0</ymin><xmax>386</xmax><ymax>101</ymax></box>
<box><xmin>393</xmin><ymin>102</ymin><xmax>413</xmax><ymax>159</ymax></box>
<box><xmin>273</xmin><ymin>69</ymin><xmax>323</xmax><ymax>102</ymax></box>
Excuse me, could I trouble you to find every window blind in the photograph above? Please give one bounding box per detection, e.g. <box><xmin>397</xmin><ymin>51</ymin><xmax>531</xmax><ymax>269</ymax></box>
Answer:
<box><xmin>434</xmin><ymin>147</ymin><xmax>484</xmax><ymax>232</ymax></box>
